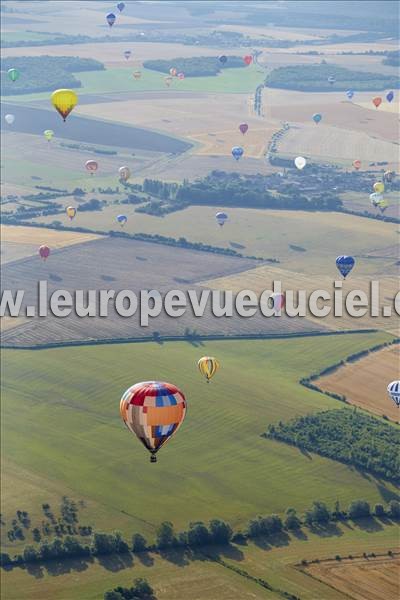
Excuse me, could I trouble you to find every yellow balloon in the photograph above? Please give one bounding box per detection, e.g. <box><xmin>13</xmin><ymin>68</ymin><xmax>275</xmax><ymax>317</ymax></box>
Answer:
<box><xmin>198</xmin><ymin>356</ymin><xmax>220</xmax><ymax>383</ymax></box>
<box><xmin>66</xmin><ymin>206</ymin><xmax>76</xmax><ymax>220</ymax></box>
<box><xmin>44</xmin><ymin>129</ymin><xmax>54</xmax><ymax>141</ymax></box>
<box><xmin>373</xmin><ymin>181</ymin><xmax>385</xmax><ymax>194</ymax></box>
<box><xmin>51</xmin><ymin>89</ymin><xmax>78</xmax><ymax>122</ymax></box>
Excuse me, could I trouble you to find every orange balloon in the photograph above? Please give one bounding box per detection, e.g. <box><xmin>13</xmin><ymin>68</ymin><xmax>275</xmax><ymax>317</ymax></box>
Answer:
<box><xmin>372</xmin><ymin>97</ymin><xmax>382</xmax><ymax>108</ymax></box>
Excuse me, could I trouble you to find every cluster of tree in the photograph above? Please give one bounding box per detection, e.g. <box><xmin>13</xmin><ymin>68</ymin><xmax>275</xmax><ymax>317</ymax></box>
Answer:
<box><xmin>265</xmin><ymin>63</ymin><xmax>399</xmax><ymax>91</ymax></box>
<box><xmin>78</xmin><ymin>198</ymin><xmax>104</xmax><ymax>212</ymax></box>
<box><xmin>253</xmin><ymin>83</ymin><xmax>264</xmax><ymax>116</ymax></box>
<box><xmin>265</xmin><ymin>409</ymin><xmax>399</xmax><ymax>481</ymax></box>
<box><xmin>142</xmin><ymin>179</ymin><xmax>179</xmax><ymax>200</ymax></box>
<box><xmin>60</xmin><ymin>142</ymin><xmax>117</xmax><ymax>156</ymax></box>
<box><xmin>104</xmin><ymin>578</ymin><xmax>156</xmax><ymax>600</ymax></box>
<box><xmin>1</xmin><ymin>55</ymin><xmax>104</xmax><ymax>95</ymax></box>
<box><xmin>143</xmin><ymin>56</ymin><xmax>244</xmax><ymax>77</ymax></box>
<box><xmin>383</xmin><ymin>50</ymin><xmax>400</xmax><ymax>66</ymax></box>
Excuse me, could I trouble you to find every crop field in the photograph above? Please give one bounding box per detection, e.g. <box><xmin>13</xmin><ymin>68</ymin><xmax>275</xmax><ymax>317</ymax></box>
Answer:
<box><xmin>305</xmin><ymin>555</ymin><xmax>400</xmax><ymax>600</ymax></box>
<box><xmin>1</xmin><ymin>235</ymin><xmax>325</xmax><ymax>347</ymax></box>
<box><xmin>1</xmin><ymin>332</ymin><xmax>395</xmax><ymax>537</ymax></box>
<box><xmin>340</xmin><ymin>191</ymin><xmax>400</xmax><ymax>220</ymax></box>
<box><xmin>317</xmin><ymin>344</ymin><xmax>400</xmax><ymax>421</ymax></box>
<box><xmin>0</xmin><ymin>224</ymin><xmax>100</xmax><ymax>264</ymax></box>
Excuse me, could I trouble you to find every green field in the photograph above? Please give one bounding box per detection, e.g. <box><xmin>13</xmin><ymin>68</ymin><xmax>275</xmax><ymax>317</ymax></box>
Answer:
<box><xmin>3</xmin><ymin>65</ymin><xmax>265</xmax><ymax>103</ymax></box>
<box><xmin>2</xmin><ymin>332</ymin><xmax>396</xmax><ymax>548</ymax></box>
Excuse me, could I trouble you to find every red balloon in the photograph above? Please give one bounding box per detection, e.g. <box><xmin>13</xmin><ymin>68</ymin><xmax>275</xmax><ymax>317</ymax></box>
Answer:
<box><xmin>372</xmin><ymin>97</ymin><xmax>382</xmax><ymax>108</ymax></box>
<box><xmin>243</xmin><ymin>55</ymin><xmax>253</xmax><ymax>66</ymax></box>
<box><xmin>39</xmin><ymin>245</ymin><xmax>50</xmax><ymax>260</ymax></box>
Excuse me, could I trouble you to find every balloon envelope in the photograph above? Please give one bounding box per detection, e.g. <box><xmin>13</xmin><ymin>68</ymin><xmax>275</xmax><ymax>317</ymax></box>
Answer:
<box><xmin>387</xmin><ymin>380</ymin><xmax>400</xmax><ymax>407</ymax></box>
<box><xmin>4</xmin><ymin>114</ymin><xmax>15</xmax><ymax>124</ymax></box>
<box><xmin>117</xmin><ymin>214</ymin><xmax>127</xmax><ymax>226</ymax></box>
<box><xmin>177</xmin><ymin>72</ymin><xmax>185</xmax><ymax>80</ymax></box>
<box><xmin>106</xmin><ymin>12</ymin><xmax>116</xmax><ymax>26</ymax></box>
<box><xmin>198</xmin><ymin>356</ymin><xmax>219</xmax><ymax>382</ymax></box>
<box><xmin>312</xmin><ymin>113</ymin><xmax>322</xmax><ymax>124</ymax></box>
<box><xmin>51</xmin><ymin>89</ymin><xmax>78</xmax><ymax>121</ymax></box>
<box><xmin>271</xmin><ymin>292</ymin><xmax>285</xmax><ymax>314</ymax></box>
<box><xmin>231</xmin><ymin>146</ymin><xmax>244</xmax><ymax>160</ymax></box>
<box><xmin>117</xmin><ymin>2</ymin><xmax>125</xmax><ymax>11</ymax></box>
<box><xmin>66</xmin><ymin>206</ymin><xmax>76</xmax><ymax>220</ymax></box>
<box><xmin>373</xmin><ymin>181</ymin><xmax>385</xmax><ymax>194</ymax></box>
<box><xmin>243</xmin><ymin>55</ymin><xmax>253</xmax><ymax>65</ymax></box>
<box><xmin>164</xmin><ymin>76</ymin><xmax>173</xmax><ymax>87</ymax></box>
<box><xmin>346</xmin><ymin>89</ymin><xmax>354</xmax><ymax>99</ymax></box>
<box><xmin>133</xmin><ymin>70</ymin><xmax>141</xmax><ymax>79</ymax></box>
<box><xmin>39</xmin><ymin>245</ymin><xmax>50</xmax><ymax>260</ymax></box>
<box><xmin>7</xmin><ymin>68</ymin><xmax>20</xmax><ymax>82</ymax></box>
<box><xmin>118</xmin><ymin>166</ymin><xmax>131</xmax><ymax>181</ymax></box>
<box><xmin>336</xmin><ymin>255</ymin><xmax>355</xmax><ymax>278</ymax></box>
<box><xmin>372</xmin><ymin>96</ymin><xmax>382</xmax><ymax>108</ymax></box>
<box><xmin>218</xmin><ymin>55</ymin><xmax>227</xmax><ymax>64</ymax></box>
<box><xmin>386</xmin><ymin>91</ymin><xmax>394</xmax><ymax>103</ymax></box>
<box><xmin>239</xmin><ymin>123</ymin><xmax>248</xmax><ymax>135</ymax></box>
<box><xmin>120</xmin><ymin>381</ymin><xmax>186</xmax><ymax>461</ymax></box>
<box><xmin>294</xmin><ymin>156</ymin><xmax>306</xmax><ymax>170</ymax></box>
<box><xmin>169</xmin><ymin>68</ymin><xmax>177</xmax><ymax>76</ymax></box>
<box><xmin>328</xmin><ymin>76</ymin><xmax>335</xmax><ymax>85</ymax></box>
<box><xmin>44</xmin><ymin>129</ymin><xmax>54</xmax><ymax>141</ymax></box>
<box><xmin>353</xmin><ymin>159</ymin><xmax>361</xmax><ymax>170</ymax></box>
<box><xmin>85</xmin><ymin>160</ymin><xmax>98</xmax><ymax>173</ymax></box>
<box><xmin>124</xmin><ymin>50</ymin><xmax>131</xmax><ymax>59</ymax></box>
<box><xmin>215</xmin><ymin>211</ymin><xmax>228</xmax><ymax>227</ymax></box>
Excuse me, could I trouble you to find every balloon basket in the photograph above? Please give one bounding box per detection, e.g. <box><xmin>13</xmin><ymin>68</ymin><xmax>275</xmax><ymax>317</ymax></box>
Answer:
<box><xmin>150</xmin><ymin>454</ymin><xmax>157</xmax><ymax>464</ymax></box>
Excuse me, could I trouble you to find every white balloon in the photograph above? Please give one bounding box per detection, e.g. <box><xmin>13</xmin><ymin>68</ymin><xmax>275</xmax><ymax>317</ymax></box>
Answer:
<box><xmin>5</xmin><ymin>114</ymin><xmax>15</xmax><ymax>125</ymax></box>
<box><xmin>294</xmin><ymin>156</ymin><xmax>306</xmax><ymax>170</ymax></box>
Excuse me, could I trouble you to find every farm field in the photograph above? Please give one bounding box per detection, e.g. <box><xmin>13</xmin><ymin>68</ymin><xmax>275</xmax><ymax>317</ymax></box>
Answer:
<box><xmin>0</xmin><ymin>224</ymin><xmax>100</xmax><ymax>264</ymax></box>
<box><xmin>317</xmin><ymin>344</ymin><xmax>400</xmax><ymax>421</ymax></box>
<box><xmin>305</xmin><ymin>555</ymin><xmax>400</xmax><ymax>600</ymax></box>
<box><xmin>340</xmin><ymin>191</ymin><xmax>400</xmax><ymax>220</ymax></box>
<box><xmin>1</xmin><ymin>333</ymin><xmax>396</xmax><ymax>541</ymax></box>
<box><xmin>2</xmin><ymin>522</ymin><xmax>398</xmax><ymax>600</ymax></box>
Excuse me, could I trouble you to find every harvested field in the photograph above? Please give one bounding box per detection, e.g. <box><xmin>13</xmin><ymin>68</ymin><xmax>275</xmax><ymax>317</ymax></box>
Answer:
<box><xmin>317</xmin><ymin>345</ymin><xmax>400</xmax><ymax>421</ymax></box>
<box><xmin>304</xmin><ymin>555</ymin><xmax>400</xmax><ymax>600</ymax></box>
<box><xmin>1</xmin><ymin>236</ymin><xmax>325</xmax><ymax>347</ymax></box>
<box><xmin>0</xmin><ymin>225</ymin><xmax>100</xmax><ymax>264</ymax></box>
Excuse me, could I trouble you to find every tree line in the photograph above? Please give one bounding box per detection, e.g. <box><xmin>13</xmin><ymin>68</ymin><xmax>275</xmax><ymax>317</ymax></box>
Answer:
<box><xmin>265</xmin><ymin>408</ymin><xmax>399</xmax><ymax>482</ymax></box>
<box><xmin>143</xmin><ymin>56</ymin><xmax>245</xmax><ymax>77</ymax></box>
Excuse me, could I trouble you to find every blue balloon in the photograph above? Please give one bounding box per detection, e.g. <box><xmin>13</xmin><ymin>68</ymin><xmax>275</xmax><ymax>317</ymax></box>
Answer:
<box><xmin>336</xmin><ymin>256</ymin><xmax>355</xmax><ymax>279</ymax></box>
<box><xmin>346</xmin><ymin>89</ymin><xmax>354</xmax><ymax>99</ymax></box>
<box><xmin>117</xmin><ymin>214</ymin><xmax>127</xmax><ymax>225</ymax></box>
<box><xmin>117</xmin><ymin>2</ymin><xmax>125</xmax><ymax>11</ymax></box>
<box><xmin>231</xmin><ymin>146</ymin><xmax>244</xmax><ymax>161</ymax></box>
<box><xmin>312</xmin><ymin>113</ymin><xmax>322</xmax><ymax>124</ymax></box>
<box><xmin>106</xmin><ymin>12</ymin><xmax>116</xmax><ymax>26</ymax></box>
<box><xmin>219</xmin><ymin>55</ymin><xmax>227</xmax><ymax>65</ymax></box>
<box><xmin>386</xmin><ymin>90</ymin><xmax>394</xmax><ymax>103</ymax></box>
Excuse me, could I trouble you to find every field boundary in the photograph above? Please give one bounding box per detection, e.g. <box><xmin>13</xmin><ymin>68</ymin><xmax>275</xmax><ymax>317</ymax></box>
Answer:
<box><xmin>1</xmin><ymin>328</ymin><xmax>379</xmax><ymax>351</ymax></box>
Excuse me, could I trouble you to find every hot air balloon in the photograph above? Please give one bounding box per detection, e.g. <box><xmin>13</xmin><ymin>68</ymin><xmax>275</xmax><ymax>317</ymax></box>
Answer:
<box><xmin>7</xmin><ymin>68</ymin><xmax>20</xmax><ymax>82</ymax></box>
<box><xmin>133</xmin><ymin>70</ymin><xmax>142</xmax><ymax>80</ymax></box>
<box><xmin>328</xmin><ymin>76</ymin><xmax>335</xmax><ymax>85</ymax></box>
<box><xmin>106</xmin><ymin>12</ymin><xmax>116</xmax><ymax>26</ymax></box>
<box><xmin>118</xmin><ymin>166</ymin><xmax>131</xmax><ymax>181</ymax></box>
<box><xmin>4</xmin><ymin>114</ymin><xmax>15</xmax><ymax>125</ymax></box>
<box><xmin>66</xmin><ymin>206</ymin><xmax>76</xmax><ymax>220</ymax></box>
<box><xmin>295</xmin><ymin>156</ymin><xmax>306</xmax><ymax>170</ymax></box>
<box><xmin>120</xmin><ymin>381</ymin><xmax>186</xmax><ymax>462</ymax></box>
<box><xmin>386</xmin><ymin>91</ymin><xmax>394</xmax><ymax>103</ymax></box>
<box><xmin>370</xmin><ymin>193</ymin><xmax>388</xmax><ymax>213</ymax></box>
<box><xmin>164</xmin><ymin>76</ymin><xmax>173</xmax><ymax>87</ymax></box>
<box><xmin>39</xmin><ymin>245</ymin><xmax>50</xmax><ymax>260</ymax></box>
<box><xmin>372</xmin><ymin>97</ymin><xmax>382</xmax><ymax>108</ymax></box>
<box><xmin>85</xmin><ymin>160</ymin><xmax>98</xmax><ymax>174</ymax></box>
<box><xmin>336</xmin><ymin>256</ymin><xmax>355</xmax><ymax>279</ymax></box>
<box><xmin>44</xmin><ymin>129</ymin><xmax>54</xmax><ymax>142</ymax></box>
<box><xmin>117</xmin><ymin>214</ymin><xmax>127</xmax><ymax>227</ymax></box>
<box><xmin>51</xmin><ymin>89</ymin><xmax>78</xmax><ymax>122</ymax></box>
<box><xmin>373</xmin><ymin>181</ymin><xmax>385</xmax><ymax>194</ymax></box>
<box><xmin>117</xmin><ymin>2</ymin><xmax>125</xmax><ymax>11</ymax></box>
<box><xmin>198</xmin><ymin>356</ymin><xmax>219</xmax><ymax>383</ymax></box>
<box><xmin>312</xmin><ymin>113</ymin><xmax>322</xmax><ymax>124</ymax></box>
<box><xmin>243</xmin><ymin>55</ymin><xmax>253</xmax><ymax>65</ymax></box>
<box><xmin>169</xmin><ymin>68</ymin><xmax>177</xmax><ymax>76</ymax></box>
<box><xmin>383</xmin><ymin>170</ymin><xmax>395</xmax><ymax>184</ymax></box>
<box><xmin>124</xmin><ymin>50</ymin><xmax>132</xmax><ymax>60</ymax></box>
<box><xmin>177</xmin><ymin>72</ymin><xmax>185</xmax><ymax>80</ymax></box>
<box><xmin>271</xmin><ymin>292</ymin><xmax>285</xmax><ymax>314</ymax></box>
<box><xmin>353</xmin><ymin>159</ymin><xmax>361</xmax><ymax>170</ymax></box>
<box><xmin>387</xmin><ymin>381</ymin><xmax>400</xmax><ymax>407</ymax></box>
<box><xmin>231</xmin><ymin>146</ymin><xmax>244</xmax><ymax>161</ymax></box>
<box><xmin>215</xmin><ymin>211</ymin><xmax>228</xmax><ymax>227</ymax></box>
<box><xmin>219</xmin><ymin>55</ymin><xmax>227</xmax><ymax>65</ymax></box>
<box><xmin>346</xmin><ymin>89</ymin><xmax>354</xmax><ymax>100</ymax></box>
<box><xmin>239</xmin><ymin>123</ymin><xmax>248</xmax><ymax>135</ymax></box>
